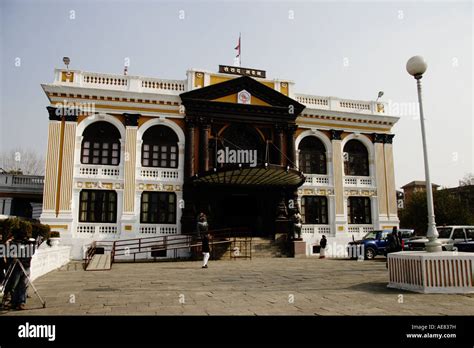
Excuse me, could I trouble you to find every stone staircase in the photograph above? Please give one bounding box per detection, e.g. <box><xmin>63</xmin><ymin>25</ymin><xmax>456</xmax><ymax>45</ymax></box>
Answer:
<box><xmin>219</xmin><ymin>237</ymin><xmax>292</xmax><ymax>258</ymax></box>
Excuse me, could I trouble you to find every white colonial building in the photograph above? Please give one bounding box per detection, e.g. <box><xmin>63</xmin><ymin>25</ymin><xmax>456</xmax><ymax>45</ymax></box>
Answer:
<box><xmin>40</xmin><ymin>65</ymin><xmax>399</xmax><ymax>259</ymax></box>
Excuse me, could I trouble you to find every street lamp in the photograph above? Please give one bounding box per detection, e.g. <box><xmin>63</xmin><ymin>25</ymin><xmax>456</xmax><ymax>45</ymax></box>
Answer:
<box><xmin>406</xmin><ymin>56</ymin><xmax>442</xmax><ymax>252</ymax></box>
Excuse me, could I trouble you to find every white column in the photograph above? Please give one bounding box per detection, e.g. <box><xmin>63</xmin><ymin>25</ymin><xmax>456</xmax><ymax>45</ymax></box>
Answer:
<box><xmin>370</xmin><ymin>195</ymin><xmax>380</xmax><ymax>230</ymax></box>
<box><xmin>1</xmin><ymin>197</ymin><xmax>13</xmax><ymax>215</ymax></box>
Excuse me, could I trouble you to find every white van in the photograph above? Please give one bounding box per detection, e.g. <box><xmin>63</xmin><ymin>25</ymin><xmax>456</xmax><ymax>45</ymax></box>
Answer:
<box><xmin>406</xmin><ymin>226</ymin><xmax>474</xmax><ymax>251</ymax></box>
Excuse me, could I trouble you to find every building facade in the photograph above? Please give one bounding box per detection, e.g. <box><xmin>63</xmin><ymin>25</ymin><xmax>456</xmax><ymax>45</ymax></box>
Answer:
<box><xmin>40</xmin><ymin>66</ymin><xmax>399</xmax><ymax>258</ymax></box>
<box><xmin>0</xmin><ymin>173</ymin><xmax>44</xmax><ymax>219</ymax></box>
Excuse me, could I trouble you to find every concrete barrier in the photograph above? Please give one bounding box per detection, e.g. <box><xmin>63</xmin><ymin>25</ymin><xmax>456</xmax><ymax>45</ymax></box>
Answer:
<box><xmin>30</xmin><ymin>245</ymin><xmax>71</xmax><ymax>281</ymax></box>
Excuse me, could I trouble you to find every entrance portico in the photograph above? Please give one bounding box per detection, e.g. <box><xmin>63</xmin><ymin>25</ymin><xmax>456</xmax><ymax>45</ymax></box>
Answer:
<box><xmin>179</xmin><ymin>76</ymin><xmax>306</xmax><ymax>236</ymax></box>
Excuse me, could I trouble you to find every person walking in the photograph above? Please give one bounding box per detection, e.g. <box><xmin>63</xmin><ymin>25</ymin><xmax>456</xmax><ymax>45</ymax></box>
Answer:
<box><xmin>201</xmin><ymin>232</ymin><xmax>211</xmax><ymax>268</ymax></box>
<box><xmin>386</xmin><ymin>227</ymin><xmax>401</xmax><ymax>268</ymax></box>
<box><xmin>196</xmin><ymin>213</ymin><xmax>211</xmax><ymax>268</ymax></box>
<box><xmin>319</xmin><ymin>235</ymin><xmax>327</xmax><ymax>259</ymax></box>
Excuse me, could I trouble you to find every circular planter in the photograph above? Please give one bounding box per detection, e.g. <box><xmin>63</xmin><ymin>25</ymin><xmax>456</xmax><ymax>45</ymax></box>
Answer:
<box><xmin>49</xmin><ymin>238</ymin><xmax>60</xmax><ymax>247</ymax></box>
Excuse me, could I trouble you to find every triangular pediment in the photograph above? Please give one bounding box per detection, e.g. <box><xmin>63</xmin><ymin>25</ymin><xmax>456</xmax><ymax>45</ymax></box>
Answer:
<box><xmin>180</xmin><ymin>76</ymin><xmax>304</xmax><ymax>113</ymax></box>
<box><xmin>212</xmin><ymin>92</ymin><xmax>271</xmax><ymax>106</ymax></box>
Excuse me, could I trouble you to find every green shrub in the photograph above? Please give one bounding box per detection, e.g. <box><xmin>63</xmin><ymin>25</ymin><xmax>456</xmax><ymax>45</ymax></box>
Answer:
<box><xmin>0</xmin><ymin>218</ymin><xmax>50</xmax><ymax>242</ymax></box>
<box><xmin>32</xmin><ymin>222</ymin><xmax>51</xmax><ymax>240</ymax></box>
<box><xmin>50</xmin><ymin>231</ymin><xmax>60</xmax><ymax>238</ymax></box>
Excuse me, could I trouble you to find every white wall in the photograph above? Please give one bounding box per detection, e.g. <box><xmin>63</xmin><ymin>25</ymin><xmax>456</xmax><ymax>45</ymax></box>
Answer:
<box><xmin>30</xmin><ymin>245</ymin><xmax>71</xmax><ymax>281</ymax></box>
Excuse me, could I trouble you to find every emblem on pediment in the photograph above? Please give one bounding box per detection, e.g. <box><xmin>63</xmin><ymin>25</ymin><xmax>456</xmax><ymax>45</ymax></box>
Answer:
<box><xmin>237</xmin><ymin>90</ymin><xmax>251</xmax><ymax>104</ymax></box>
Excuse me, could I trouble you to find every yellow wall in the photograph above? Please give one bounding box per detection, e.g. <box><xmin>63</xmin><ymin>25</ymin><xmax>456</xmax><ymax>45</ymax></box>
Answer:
<box><xmin>43</xmin><ymin>122</ymin><xmax>61</xmax><ymax>212</ymax></box>
<box><xmin>384</xmin><ymin>144</ymin><xmax>398</xmax><ymax>216</ymax></box>
<box><xmin>123</xmin><ymin>127</ymin><xmax>137</xmax><ymax>213</ymax></box>
<box><xmin>332</xmin><ymin>140</ymin><xmax>344</xmax><ymax>215</ymax></box>
<box><xmin>213</xmin><ymin>94</ymin><xmax>270</xmax><ymax>106</ymax></box>
<box><xmin>375</xmin><ymin>142</ymin><xmax>388</xmax><ymax>216</ymax></box>
<box><xmin>58</xmin><ymin>122</ymin><xmax>76</xmax><ymax>212</ymax></box>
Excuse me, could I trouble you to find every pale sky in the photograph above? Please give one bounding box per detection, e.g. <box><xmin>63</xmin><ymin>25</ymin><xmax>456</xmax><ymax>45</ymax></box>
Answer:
<box><xmin>0</xmin><ymin>0</ymin><xmax>472</xmax><ymax>189</ymax></box>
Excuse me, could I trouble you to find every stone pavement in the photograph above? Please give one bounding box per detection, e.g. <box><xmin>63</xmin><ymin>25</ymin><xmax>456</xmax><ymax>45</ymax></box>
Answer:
<box><xmin>2</xmin><ymin>257</ymin><xmax>474</xmax><ymax>315</ymax></box>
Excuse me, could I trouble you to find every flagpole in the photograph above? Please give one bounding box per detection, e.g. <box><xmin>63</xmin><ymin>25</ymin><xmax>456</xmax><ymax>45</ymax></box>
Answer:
<box><xmin>239</xmin><ymin>32</ymin><xmax>242</xmax><ymax>67</ymax></box>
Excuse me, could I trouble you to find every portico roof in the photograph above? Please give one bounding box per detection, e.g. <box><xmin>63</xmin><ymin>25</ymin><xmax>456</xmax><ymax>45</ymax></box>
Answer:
<box><xmin>191</xmin><ymin>164</ymin><xmax>305</xmax><ymax>188</ymax></box>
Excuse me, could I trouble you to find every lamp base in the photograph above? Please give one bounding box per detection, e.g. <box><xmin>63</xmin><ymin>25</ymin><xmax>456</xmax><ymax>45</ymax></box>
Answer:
<box><xmin>425</xmin><ymin>238</ymin><xmax>443</xmax><ymax>253</ymax></box>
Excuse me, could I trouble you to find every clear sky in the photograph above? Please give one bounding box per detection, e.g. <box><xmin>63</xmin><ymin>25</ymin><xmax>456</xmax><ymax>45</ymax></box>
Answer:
<box><xmin>0</xmin><ymin>0</ymin><xmax>472</xmax><ymax>189</ymax></box>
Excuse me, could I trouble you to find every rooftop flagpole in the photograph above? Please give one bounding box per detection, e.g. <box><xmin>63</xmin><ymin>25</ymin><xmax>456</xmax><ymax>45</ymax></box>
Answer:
<box><xmin>234</xmin><ymin>33</ymin><xmax>241</xmax><ymax>67</ymax></box>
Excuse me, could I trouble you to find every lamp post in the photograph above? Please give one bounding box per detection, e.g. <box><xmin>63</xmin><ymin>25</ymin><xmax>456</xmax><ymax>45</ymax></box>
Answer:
<box><xmin>406</xmin><ymin>56</ymin><xmax>442</xmax><ymax>252</ymax></box>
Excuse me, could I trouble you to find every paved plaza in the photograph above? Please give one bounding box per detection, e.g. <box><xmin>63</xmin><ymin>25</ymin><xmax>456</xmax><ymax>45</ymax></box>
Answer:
<box><xmin>2</xmin><ymin>257</ymin><xmax>474</xmax><ymax>315</ymax></box>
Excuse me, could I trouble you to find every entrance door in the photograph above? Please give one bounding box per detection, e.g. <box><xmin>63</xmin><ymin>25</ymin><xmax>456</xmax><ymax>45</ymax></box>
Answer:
<box><xmin>223</xmin><ymin>193</ymin><xmax>257</xmax><ymax>232</ymax></box>
<box><xmin>204</xmin><ymin>187</ymin><xmax>280</xmax><ymax>237</ymax></box>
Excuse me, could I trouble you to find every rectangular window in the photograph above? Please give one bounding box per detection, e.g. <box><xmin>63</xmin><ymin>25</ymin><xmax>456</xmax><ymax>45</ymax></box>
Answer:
<box><xmin>79</xmin><ymin>190</ymin><xmax>117</xmax><ymax>223</ymax></box>
<box><xmin>81</xmin><ymin>140</ymin><xmax>120</xmax><ymax>165</ymax></box>
<box><xmin>142</xmin><ymin>143</ymin><xmax>178</xmax><ymax>168</ymax></box>
<box><xmin>140</xmin><ymin>192</ymin><xmax>176</xmax><ymax>224</ymax></box>
<box><xmin>347</xmin><ymin>197</ymin><xmax>372</xmax><ymax>224</ymax></box>
<box><xmin>301</xmin><ymin>196</ymin><xmax>328</xmax><ymax>224</ymax></box>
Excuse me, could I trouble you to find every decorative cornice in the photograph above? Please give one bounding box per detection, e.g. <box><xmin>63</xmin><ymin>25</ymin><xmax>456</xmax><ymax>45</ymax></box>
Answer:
<box><xmin>123</xmin><ymin>113</ymin><xmax>140</xmax><ymax>127</ymax></box>
<box><xmin>384</xmin><ymin>134</ymin><xmax>395</xmax><ymax>144</ymax></box>
<box><xmin>371</xmin><ymin>133</ymin><xmax>395</xmax><ymax>144</ymax></box>
<box><xmin>47</xmin><ymin>106</ymin><xmax>78</xmax><ymax>122</ymax></box>
<box><xmin>329</xmin><ymin>129</ymin><xmax>343</xmax><ymax>141</ymax></box>
<box><xmin>372</xmin><ymin>133</ymin><xmax>386</xmax><ymax>143</ymax></box>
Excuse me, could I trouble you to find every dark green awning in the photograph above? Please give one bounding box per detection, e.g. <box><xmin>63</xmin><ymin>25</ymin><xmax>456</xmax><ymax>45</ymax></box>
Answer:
<box><xmin>192</xmin><ymin>164</ymin><xmax>305</xmax><ymax>188</ymax></box>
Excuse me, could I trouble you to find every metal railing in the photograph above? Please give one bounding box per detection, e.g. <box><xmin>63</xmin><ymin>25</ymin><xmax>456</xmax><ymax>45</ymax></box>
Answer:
<box><xmin>83</xmin><ymin>227</ymin><xmax>253</xmax><ymax>269</ymax></box>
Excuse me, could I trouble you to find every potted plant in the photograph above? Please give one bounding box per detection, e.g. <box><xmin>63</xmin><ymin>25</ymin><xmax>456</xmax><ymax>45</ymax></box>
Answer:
<box><xmin>49</xmin><ymin>231</ymin><xmax>61</xmax><ymax>247</ymax></box>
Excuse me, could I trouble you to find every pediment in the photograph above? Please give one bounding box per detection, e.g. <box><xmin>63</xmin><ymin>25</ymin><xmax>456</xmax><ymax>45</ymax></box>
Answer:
<box><xmin>180</xmin><ymin>76</ymin><xmax>304</xmax><ymax>113</ymax></box>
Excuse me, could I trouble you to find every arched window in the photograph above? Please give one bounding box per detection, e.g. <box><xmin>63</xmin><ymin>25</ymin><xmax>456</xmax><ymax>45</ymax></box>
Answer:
<box><xmin>298</xmin><ymin>137</ymin><xmax>327</xmax><ymax>174</ymax></box>
<box><xmin>343</xmin><ymin>140</ymin><xmax>369</xmax><ymax>176</ymax></box>
<box><xmin>81</xmin><ymin>122</ymin><xmax>121</xmax><ymax>165</ymax></box>
<box><xmin>217</xmin><ymin>124</ymin><xmax>265</xmax><ymax>166</ymax></box>
<box><xmin>141</xmin><ymin>126</ymin><xmax>179</xmax><ymax>168</ymax></box>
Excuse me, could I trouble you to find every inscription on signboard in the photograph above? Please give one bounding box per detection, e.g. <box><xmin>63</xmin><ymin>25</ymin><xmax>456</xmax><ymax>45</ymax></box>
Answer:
<box><xmin>219</xmin><ymin>65</ymin><xmax>266</xmax><ymax>78</ymax></box>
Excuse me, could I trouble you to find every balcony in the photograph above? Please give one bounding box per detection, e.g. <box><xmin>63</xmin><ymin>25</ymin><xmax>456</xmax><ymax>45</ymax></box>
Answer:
<box><xmin>343</xmin><ymin>176</ymin><xmax>374</xmax><ymax>188</ymax></box>
<box><xmin>0</xmin><ymin>174</ymin><xmax>44</xmax><ymax>195</ymax></box>
<box><xmin>302</xmin><ymin>174</ymin><xmax>330</xmax><ymax>187</ymax></box>
<box><xmin>75</xmin><ymin>164</ymin><xmax>123</xmax><ymax>180</ymax></box>
<box><xmin>139</xmin><ymin>224</ymin><xmax>178</xmax><ymax>235</ymax></box>
<box><xmin>76</xmin><ymin>223</ymin><xmax>119</xmax><ymax>238</ymax></box>
<box><xmin>53</xmin><ymin>69</ymin><xmax>186</xmax><ymax>95</ymax></box>
<box><xmin>295</xmin><ymin>94</ymin><xmax>387</xmax><ymax>116</ymax></box>
<box><xmin>347</xmin><ymin>225</ymin><xmax>374</xmax><ymax>235</ymax></box>
<box><xmin>137</xmin><ymin>167</ymin><xmax>182</xmax><ymax>182</ymax></box>
<box><xmin>302</xmin><ymin>225</ymin><xmax>331</xmax><ymax>235</ymax></box>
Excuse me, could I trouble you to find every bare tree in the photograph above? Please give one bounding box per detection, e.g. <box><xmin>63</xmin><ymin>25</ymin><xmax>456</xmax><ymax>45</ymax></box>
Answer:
<box><xmin>459</xmin><ymin>173</ymin><xmax>474</xmax><ymax>186</ymax></box>
<box><xmin>0</xmin><ymin>148</ymin><xmax>45</xmax><ymax>175</ymax></box>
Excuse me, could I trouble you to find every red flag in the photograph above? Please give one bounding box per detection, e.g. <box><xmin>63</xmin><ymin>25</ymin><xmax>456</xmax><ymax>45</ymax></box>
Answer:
<box><xmin>235</xmin><ymin>34</ymin><xmax>241</xmax><ymax>58</ymax></box>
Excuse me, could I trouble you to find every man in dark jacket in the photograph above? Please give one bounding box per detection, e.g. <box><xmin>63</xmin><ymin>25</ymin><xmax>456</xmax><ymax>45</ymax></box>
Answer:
<box><xmin>201</xmin><ymin>232</ymin><xmax>210</xmax><ymax>268</ymax></box>
<box><xmin>319</xmin><ymin>235</ymin><xmax>328</xmax><ymax>259</ymax></box>
<box><xmin>386</xmin><ymin>227</ymin><xmax>401</xmax><ymax>268</ymax></box>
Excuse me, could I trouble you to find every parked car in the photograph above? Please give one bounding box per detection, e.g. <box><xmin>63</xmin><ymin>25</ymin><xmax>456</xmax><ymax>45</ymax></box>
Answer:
<box><xmin>347</xmin><ymin>229</ymin><xmax>414</xmax><ymax>260</ymax></box>
<box><xmin>405</xmin><ymin>226</ymin><xmax>474</xmax><ymax>251</ymax></box>
<box><xmin>453</xmin><ymin>227</ymin><xmax>474</xmax><ymax>252</ymax></box>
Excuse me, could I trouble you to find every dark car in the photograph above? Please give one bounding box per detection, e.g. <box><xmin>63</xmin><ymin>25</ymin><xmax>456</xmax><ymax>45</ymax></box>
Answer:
<box><xmin>453</xmin><ymin>227</ymin><xmax>474</xmax><ymax>252</ymax></box>
<box><xmin>347</xmin><ymin>229</ymin><xmax>414</xmax><ymax>260</ymax></box>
